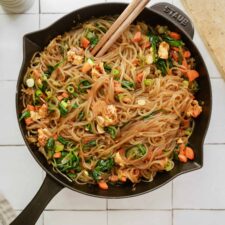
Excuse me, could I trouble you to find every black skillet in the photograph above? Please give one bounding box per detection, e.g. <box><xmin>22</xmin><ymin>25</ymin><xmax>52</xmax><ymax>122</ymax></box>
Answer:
<box><xmin>11</xmin><ymin>2</ymin><xmax>212</xmax><ymax>225</ymax></box>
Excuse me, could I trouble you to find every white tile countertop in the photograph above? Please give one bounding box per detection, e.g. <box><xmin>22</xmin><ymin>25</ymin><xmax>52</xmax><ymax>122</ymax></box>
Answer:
<box><xmin>0</xmin><ymin>0</ymin><xmax>224</xmax><ymax>225</ymax></box>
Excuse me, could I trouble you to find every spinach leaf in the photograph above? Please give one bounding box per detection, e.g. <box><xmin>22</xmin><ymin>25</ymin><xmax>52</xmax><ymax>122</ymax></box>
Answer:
<box><xmin>156</xmin><ymin>59</ymin><xmax>167</xmax><ymax>76</ymax></box>
<box><xmin>163</xmin><ymin>35</ymin><xmax>184</xmax><ymax>47</ymax></box>
<box><xmin>121</xmin><ymin>80</ymin><xmax>135</xmax><ymax>90</ymax></box>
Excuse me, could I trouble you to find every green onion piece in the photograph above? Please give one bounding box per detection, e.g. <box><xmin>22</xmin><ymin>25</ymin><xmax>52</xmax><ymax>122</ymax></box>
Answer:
<box><xmin>112</xmin><ymin>69</ymin><xmax>120</xmax><ymax>76</ymax></box>
<box><xmin>144</xmin><ymin>79</ymin><xmax>154</xmax><ymax>86</ymax></box>
<box><xmin>185</xmin><ymin>128</ymin><xmax>192</xmax><ymax>136</ymax></box>
<box><xmin>67</xmin><ymin>85</ymin><xmax>74</xmax><ymax>93</ymax></box>
<box><xmin>183</xmin><ymin>80</ymin><xmax>189</xmax><ymax>88</ymax></box>
<box><xmin>59</xmin><ymin>100</ymin><xmax>68</xmax><ymax>116</ymax></box>
<box><xmin>105</xmin><ymin>126</ymin><xmax>117</xmax><ymax>139</ymax></box>
<box><xmin>121</xmin><ymin>80</ymin><xmax>135</xmax><ymax>90</ymax></box>
<box><xmin>164</xmin><ymin>159</ymin><xmax>174</xmax><ymax>171</ymax></box>
<box><xmin>125</xmin><ymin>144</ymin><xmax>146</xmax><ymax>160</ymax></box>
<box><xmin>35</xmin><ymin>89</ymin><xmax>42</xmax><ymax>97</ymax></box>
<box><xmin>190</xmin><ymin>81</ymin><xmax>199</xmax><ymax>92</ymax></box>
<box><xmin>19</xmin><ymin>111</ymin><xmax>30</xmax><ymax>121</ymax></box>
<box><xmin>45</xmin><ymin>138</ymin><xmax>55</xmax><ymax>151</ymax></box>
<box><xmin>55</xmin><ymin>143</ymin><xmax>64</xmax><ymax>152</ymax></box>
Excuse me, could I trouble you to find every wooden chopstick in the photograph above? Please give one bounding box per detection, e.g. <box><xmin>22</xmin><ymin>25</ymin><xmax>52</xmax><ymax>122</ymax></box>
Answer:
<box><xmin>91</xmin><ymin>0</ymin><xmax>142</xmax><ymax>56</ymax></box>
<box><xmin>95</xmin><ymin>0</ymin><xmax>150</xmax><ymax>57</ymax></box>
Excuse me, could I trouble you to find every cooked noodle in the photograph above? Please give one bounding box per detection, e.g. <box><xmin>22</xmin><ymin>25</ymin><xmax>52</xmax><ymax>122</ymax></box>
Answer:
<box><xmin>20</xmin><ymin>18</ymin><xmax>202</xmax><ymax>189</ymax></box>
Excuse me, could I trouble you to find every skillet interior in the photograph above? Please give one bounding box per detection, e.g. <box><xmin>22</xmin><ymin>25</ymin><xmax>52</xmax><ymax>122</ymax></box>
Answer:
<box><xmin>16</xmin><ymin>3</ymin><xmax>212</xmax><ymax>198</ymax></box>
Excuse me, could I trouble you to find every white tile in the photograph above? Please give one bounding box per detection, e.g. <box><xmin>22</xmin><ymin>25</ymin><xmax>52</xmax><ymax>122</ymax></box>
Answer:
<box><xmin>14</xmin><ymin>211</ymin><xmax>43</xmax><ymax>225</ymax></box>
<box><xmin>0</xmin><ymin>0</ymin><xmax>39</xmax><ymax>14</ymax></box>
<box><xmin>108</xmin><ymin>183</ymin><xmax>172</xmax><ymax>209</ymax></box>
<box><xmin>0</xmin><ymin>146</ymin><xmax>43</xmax><ymax>210</ymax></box>
<box><xmin>46</xmin><ymin>188</ymin><xmax>106</xmax><ymax>210</ymax></box>
<box><xmin>205</xmin><ymin>79</ymin><xmax>225</xmax><ymax>144</ymax></box>
<box><xmin>174</xmin><ymin>210</ymin><xmax>225</xmax><ymax>225</ymax></box>
<box><xmin>173</xmin><ymin>145</ymin><xmax>225</xmax><ymax>209</ymax></box>
<box><xmin>108</xmin><ymin>210</ymin><xmax>172</xmax><ymax>225</ymax></box>
<box><xmin>0</xmin><ymin>14</ymin><xmax>39</xmax><ymax>81</ymax></box>
<box><xmin>41</xmin><ymin>0</ymin><xmax>106</xmax><ymax>13</ymax></box>
<box><xmin>44</xmin><ymin>211</ymin><xmax>107</xmax><ymax>225</ymax></box>
<box><xmin>40</xmin><ymin>14</ymin><xmax>65</xmax><ymax>29</ymax></box>
<box><xmin>0</xmin><ymin>81</ymin><xmax>24</xmax><ymax>145</ymax></box>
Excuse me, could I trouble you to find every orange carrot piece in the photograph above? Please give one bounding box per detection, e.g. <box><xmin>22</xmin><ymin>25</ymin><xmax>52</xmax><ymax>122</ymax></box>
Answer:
<box><xmin>185</xmin><ymin>147</ymin><xmax>195</xmax><ymax>160</ymax></box>
<box><xmin>171</xmin><ymin>46</ymin><xmax>179</xmax><ymax>52</ymax></box>
<box><xmin>114</xmin><ymin>81</ymin><xmax>123</xmax><ymax>93</ymax></box>
<box><xmin>62</xmin><ymin>92</ymin><xmax>69</xmax><ymax>98</ymax></box>
<box><xmin>178</xmin><ymin>154</ymin><xmax>187</xmax><ymax>163</ymax></box>
<box><xmin>110</xmin><ymin>175</ymin><xmax>119</xmax><ymax>182</ymax></box>
<box><xmin>57</xmin><ymin>95</ymin><xmax>64</xmax><ymax>101</ymax></box>
<box><xmin>98</xmin><ymin>181</ymin><xmax>108</xmax><ymax>190</ymax></box>
<box><xmin>118</xmin><ymin>148</ymin><xmax>125</xmax><ymax>155</ymax></box>
<box><xmin>81</xmin><ymin>62</ymin><xmax>92</xmax><ymax>73</ymax></box>
<box><xmin>142</xmin><ymin>41</ymin><xmax>150</xmax><ymax>49</ymax></box>
<box><xmin>179</xmin><ymin>144</ymin><xmax>185</xmax><ymax>153</ymax></box>
<box><xmin>169</xmin><ymin>32</ymin><xmax>181</xmax><ymax>40</ymax></box>
<box><xmin>120</xmin><ymin>176</ymin><xmax>127</xmax><ymax>182</ymax></box>
<box><xmin>53</xmin><ymin>152</ymin><xmax>62</xmax><ymax>158</ymax></box>
<box><xmin>183</xmin><ymin>50</ymin><xmax>191</xmax><ymax>58</ymax></box>
<box><xmin>81</xmin><ymin>37</ymin><xmax>90</xmax><ymax>49</ymax></box>
<box><xmin>25</xmin><ymin>117</ymin><xmax>33</xmax><ymax>126</ymax></box>
<box><xmin>132</xmin><ymin>31</ymin><xmax>142</xmax><ymax>42</ymax></box>
<box><xmin>53</xmin><ymin>134</ymin><xmax>58</xmax><ymax>140</ymax></box>
<box><xmin>171</xmin><ymin>51</ymin><xmax>179</xmax><ymax>62</ymax></box>
<box><xmin>186</xmin><ymin>70</ymin><xmax>199</xmax><ymax>82</ymax></box>
<box><xmin>27</xmin><ymin>104</ymin><xmax>35</xmax><ymax>111</ymax></box>
<box><xmin>136</xmin><ymin>72</ymin><xmax>144</xmax><ymax>83</ymax></box>
<box><xmin>182</xmin><ymin>58</ymin><xmax>188</xmax><ymax>69</ymax></box>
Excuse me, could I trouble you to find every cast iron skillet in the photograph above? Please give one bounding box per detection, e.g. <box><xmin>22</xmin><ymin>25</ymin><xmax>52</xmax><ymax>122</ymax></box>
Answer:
<box><xmin>12</xmin><ymin>2</ymin><xmax>212</xmax><ymax>225</ymax></box>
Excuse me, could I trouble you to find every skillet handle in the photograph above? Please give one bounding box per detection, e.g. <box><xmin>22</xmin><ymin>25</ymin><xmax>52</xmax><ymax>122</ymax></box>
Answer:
<box><xmin>10</xmin><ymin>174</ymin><xmax>63</xmax><ymax>225</ymax></box>
<box><xmin>150</xmin><ymin>2</ymin><xmax>194</xmax><ymax>39</ymax></box>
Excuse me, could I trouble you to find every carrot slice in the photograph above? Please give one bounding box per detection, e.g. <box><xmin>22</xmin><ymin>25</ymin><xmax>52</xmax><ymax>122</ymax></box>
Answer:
<box><xmin>98</xmin><ymin>181</ymin><xmax>108</xmax><ymax>190</ymax></box>
<box><xmin>110</xmin><ymin>175</ymin><xmax>119</xmax><ymax>182</ymax></box>
<box><xmin>25</xmin><ymin>117</ymin><xmax>33</xmax><ymax>126</ymax></box>
<box><xmin>120</xmin><ymin>176</ymin><xmax>127</xmax><ymax>182</ymax></box>
<box><xmin>183</xmin><ymin>50</ymin><xmax>191</xmax><ymax>58</ymax></box>
<box><xmin>142</xmin><ymin>41</ymin><xmax>150</xmax><ymax>49</ymax></box>
<box><xmin>136</xmin><ymin>72</ymin><xmax>144</xmax><ymax>83</ymax></box>
<box><xmin>62</xmin><ymin>92</ymin><xmax>69</xmax><ymax>98</ymax></box>
<box><xmin>182</xmin><ymin>58</ymin><xmax>188</xmax><ymax>69</ymax></box>
<box><xmin>132</xmin><ymin>31</ymin><xmax>142</xmax><ymax>42</ymax></box>
<box><xmin>185</xmin><ymin>147</ymin><xmax>195</xmax><ymax>160</ymax></box>
<box><xmin>27</xmin><ymin>104</ymin><xmax>35</xmax><ymax>111</ymax></box>
<box><xmin>169</xmin><ymin>32</ymin><xmax>181</xmax><ymax>40</ymax></box>
<box><xmin>81</xmin><ymin>62</ymin><xmax>92</xmax><ymax>73</ymax></box>
<box><xmin>81</xmin><ymin>37</ymin><xmax>90</xmax><ymax>49</ymax></box>
<box><xmin>53</xmin><ymin>152</ymin><xmax>62</xmax><ymax>158</ymax></box>
<box><xmin>171</xmin><ymin>46</ymin><xmax>179</xmax><ymax>52</ymax></box>
<box><xmin>178</xmin><ymin>154</ymin><xmax>187</xmax><ymax>163</ymax></box>
<box><xmin>186</xmin><ymin>70</ymin><xmax>199</xmax><ymax>82</ymax></box>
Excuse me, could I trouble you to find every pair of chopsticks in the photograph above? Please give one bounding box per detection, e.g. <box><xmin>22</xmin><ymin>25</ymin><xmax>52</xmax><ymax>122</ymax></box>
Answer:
<box><xmin>91</xmin><ymin>0</ymin><xmax>150</xmax><ymax>57</ymax></box>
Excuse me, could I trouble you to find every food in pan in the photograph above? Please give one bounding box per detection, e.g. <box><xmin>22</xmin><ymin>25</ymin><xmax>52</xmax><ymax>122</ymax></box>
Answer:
<box><xmin>19</xmin><ymin>18</ymin><xmax>202</xmax><ymax>190</ymax></box>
